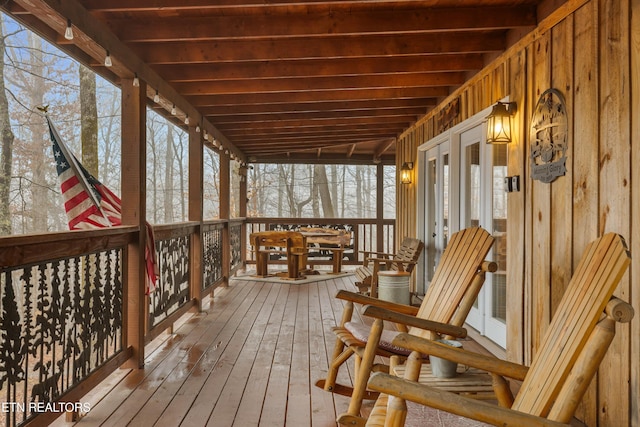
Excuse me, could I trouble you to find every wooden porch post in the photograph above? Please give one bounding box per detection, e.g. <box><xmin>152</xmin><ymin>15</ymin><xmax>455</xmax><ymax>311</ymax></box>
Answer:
<box><xmin>121</xmin><ymin>79</ymin><xmax>147</xmax><ymax>369</ymax></box>
<box><xmin>220</xmin><ymin>152</ymin><xmax>230</xmax><ymax>286</ymax></box>
<box><xmin>189</xmin><ymin>126</ymin><xmax>204</xmax><ymax>310</ymax></box>
<box><xmin>239</xmin><ymin>164</ymin><xmax>247</xmax><ymax>268</ymax></box>
<box><xmin>376</xmin><ymin>162</ymin><xmax>385</xmax><ymax>252</ymax></box>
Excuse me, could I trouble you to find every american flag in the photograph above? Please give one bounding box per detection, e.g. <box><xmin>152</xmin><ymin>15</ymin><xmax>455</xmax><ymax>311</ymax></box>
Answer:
<box><xmin>46</xmin><ymin>114</ymin><xmax>158</xmax><ymax>294</ymax></box>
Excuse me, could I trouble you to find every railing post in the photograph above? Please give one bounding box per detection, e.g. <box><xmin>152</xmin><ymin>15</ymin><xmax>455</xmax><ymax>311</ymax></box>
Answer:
<box><xmin>189</xmin><ymin>126</ymin><xmax>204</xmax><ymax>310</ymax></box>
<box><xmin>376</xmin><ymin>163</ymin><xmax>385</xmax><ymax>252</ymax></box>
<box><xmin>121</xmin><ymin>79</ymin><xmax>147</xmax><ymax>369</ymax></box>
<box><xmin>239</xmin><ymin>165</ymin><xmax>248</xmax><ymax>269</ymax></box>
<box><xmin>220</xmin><ymin>152</ymin><xmax>231</xmax><ymax>286</ymax></box>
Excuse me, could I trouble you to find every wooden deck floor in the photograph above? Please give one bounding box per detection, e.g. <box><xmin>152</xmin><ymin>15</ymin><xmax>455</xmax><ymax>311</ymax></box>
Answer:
<box><xmin>53</xmin><ymin>273</ymin><xmax>365</xmax><ymax>427</ymax></box>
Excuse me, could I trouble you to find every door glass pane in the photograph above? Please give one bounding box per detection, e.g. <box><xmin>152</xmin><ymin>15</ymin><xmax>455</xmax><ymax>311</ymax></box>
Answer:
<box><xmin>425</xmin><ymin>157</ymin><xmax>437</xmax><ymax>283</ymax></box>
<box><xmin>463</xmin><ymin>142</ymin><xmax>481</xmax><ymax>309</ymax></box>
<box><xmin>464</xmin><ymin>143</ymin><xmax>481</xmax><ymax>228</ymax></box>
<box><xmin>442</xmin><ymin>153</ymin><xmax>449</xmax><ymax>247</ymax></box>
<box><xmin>492</xmin><ymin>144</ymin><xmax>508</xmax><ymax>323</ymax></box>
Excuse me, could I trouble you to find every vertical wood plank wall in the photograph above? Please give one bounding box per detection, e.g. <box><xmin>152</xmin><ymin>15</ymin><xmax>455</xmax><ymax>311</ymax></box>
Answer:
<box><xmin>395</xmin><ymin>0</ymin><xmax>638</xmax><ymax>425</ymax></box>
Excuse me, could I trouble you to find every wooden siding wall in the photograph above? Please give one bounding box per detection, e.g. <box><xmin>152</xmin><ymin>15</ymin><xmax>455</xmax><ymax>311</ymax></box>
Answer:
<box><xmin>396</xmin><ymin>0</ymin><xmax>639</xmax><ymax>425</ymax></box>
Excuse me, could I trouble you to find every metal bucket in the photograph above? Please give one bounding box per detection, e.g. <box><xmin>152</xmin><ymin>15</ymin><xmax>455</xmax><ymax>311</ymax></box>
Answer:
<box><xmin>377</xmin><ymin>271</ymin><xmax>410</xmax><ymax>305</ymax></box>
<box><xmin>431</xmin><ymin>339</ymin><xmax>463</xmax><ymax>378</ymax></box>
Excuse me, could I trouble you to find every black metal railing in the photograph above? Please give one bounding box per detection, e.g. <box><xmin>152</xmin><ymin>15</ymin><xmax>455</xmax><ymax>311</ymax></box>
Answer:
<box><xmin>0</xmin><ymin>229</ymin><xmax>131</xmax><ymax>427</ymax></box>
<box><xmin>202</xmin><ymin>221</ymin><xmax>224</xmax><ymax>291</ymax></box>
<box><xmin>244</xmin><ymin>218</ymin><xmax>395</xmax><ymax>266</ymax></box>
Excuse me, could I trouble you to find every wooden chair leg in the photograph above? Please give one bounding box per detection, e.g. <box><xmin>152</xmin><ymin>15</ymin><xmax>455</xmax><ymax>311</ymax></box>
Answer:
<box><xmin>256</xmin><ymin>251</ymin><xmax>268</xmax><ymax>277</ymax></box>
<box><xmin>346</xmin><ymin>319</ymin><xmax>384</xmax><ymax>418</ymax></box>
<box><xmin>318</xmin><ymin>346</ymin><xmax>355</xmax><ymax>392</ymax></box>
<box><xmin>287</xmin><ymin>253</ymin><xmax>299</xmax><ymax>279</ymax></box>
<box><xmin>331</xmin><ymin>248</ymin><xmax>344</xmax><ymax>274</ymax></box>
<box><xmin>385</xmin><ymin>351</ymin><xmax>421</xmax><ymax>427</ymax></box>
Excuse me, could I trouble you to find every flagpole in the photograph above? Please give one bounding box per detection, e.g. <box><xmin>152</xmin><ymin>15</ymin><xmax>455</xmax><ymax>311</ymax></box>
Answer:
<box><xmin>42</xmin><ymin>109</ymin><xmax>112</xmax><ymax>227</ymax></box>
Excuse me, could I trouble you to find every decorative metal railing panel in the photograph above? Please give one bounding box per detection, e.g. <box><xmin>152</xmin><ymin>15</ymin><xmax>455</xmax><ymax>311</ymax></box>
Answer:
<box><xmin>202</xmin><ymin>222</ymin><xmax>224</xmax><ymax>290</ymax></box>
<box><xmin>245</xmin><ymin>218</ymin><xmax>395</xmax><ymax>265</ymax></box>
<box><xmin>148</xmin><ymin>233</ymin><xmax>190</xmax><ymax>328</ymax></box>
<box><xmin>0</xmin><ymin>250</ymin><xmax>123</xmax><ymax>427</ymax></box>
<box><xmin>229</xmin><ymin>221</ymin><xmax>243</xmax><ymax>272</ymax></box>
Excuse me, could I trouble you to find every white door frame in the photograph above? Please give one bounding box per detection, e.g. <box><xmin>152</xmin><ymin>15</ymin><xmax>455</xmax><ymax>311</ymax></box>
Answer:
<box><xmin>416</xmin><ymin>101</ymin><xmax>508</xmax><ymax>349</ymax></box>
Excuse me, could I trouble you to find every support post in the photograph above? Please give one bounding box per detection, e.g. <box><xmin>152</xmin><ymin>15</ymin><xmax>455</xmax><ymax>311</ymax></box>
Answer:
<box><xmin>220</xmin><ymin>153</ymin><xmax>230</xmax><ymax>286</ymax></box>
<box><xmin>376</xmin><ymin>162</ymin><xmax>385</xmax><ymax>252</ymax></box>
<box><xmin>121</xmin><ymin>79</ymin><xmax>147</xmax><ymax>369</ymax></box>
<box><xmin>239</xmin><ymin>164</ymin><xmax>248</xmax><ymax>270</ymax></box>
<box><xmin>189</xmin><ymin>126</ymin><xmax>204</xmax><ymax>310</ymax></box>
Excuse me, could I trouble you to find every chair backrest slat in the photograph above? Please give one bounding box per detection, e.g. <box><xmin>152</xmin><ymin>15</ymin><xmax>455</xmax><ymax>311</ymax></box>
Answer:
<box><xmin>411</xmin><ymin>227</ymin><xmax>494</xmax><ymax>339</ymax></box>
<box><xmin>512</xmin><ymin>233</ymin><xmax>631</xmax><ymax>418</ymax></box>
<box><xmin>390</xmin><ymin>237</ymin><xmax>424</xmax><ymax>273</ymax></box>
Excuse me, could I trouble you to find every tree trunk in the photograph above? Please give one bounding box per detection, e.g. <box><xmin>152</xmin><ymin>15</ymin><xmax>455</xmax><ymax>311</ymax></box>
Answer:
<box><xmin>0</xmin><ymin>24</ymin><xmax>15</xmax><ymax>235</ymax></box>
<box><xmin>79</xmin><ymin>65</ymin><xmax>98</xmax><ymax>176</ymax></box>
<box><xmin>314</xmin><ymin>164</ymin><xmax>334</xmax><ymax>217</ymax></box>
<box><xmin>164</xmin><ymin>124</ymin><xmax>174</xmax><ymax>223</ymax></box>
<box><xmin>356</xmin><ymin>166</ymin><xmax>363</xmax><ymax>217</ymax></box>
<box><xmin>28</xmin><ymin>33</ymin><xmax>47</xmax><ymax>232</ymax></box>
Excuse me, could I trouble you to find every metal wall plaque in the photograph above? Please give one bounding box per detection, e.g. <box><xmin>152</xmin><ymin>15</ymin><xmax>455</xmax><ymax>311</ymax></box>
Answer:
<box><xmin>530</xmin><ymin>88</ymin><xmax>568</xmax><ymax>183</ymax></box>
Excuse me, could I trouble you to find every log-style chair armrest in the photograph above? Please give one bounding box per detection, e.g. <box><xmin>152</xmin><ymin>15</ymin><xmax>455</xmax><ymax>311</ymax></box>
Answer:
<box><xmin>335</xmin><ymin>290</ymin><xmax>419</xmax><ymax>316</ymax></box>
<box><xmin>363</xmin><ymin>305</ymin><xmax>467</xmax><ymax>339</ymax></box>
<box><xmin>367</xmin><ymin>372</ymin><xmax>570</xmax><ymax>427</ymax></box>
<box><xmin>392</xmin><ymin>333</ymin><xmax>529</xmax><ymax>381</ymax></box>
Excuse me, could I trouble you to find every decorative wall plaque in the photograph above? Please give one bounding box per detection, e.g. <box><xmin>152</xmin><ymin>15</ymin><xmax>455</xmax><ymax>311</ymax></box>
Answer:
<box><xmin>530</xmin><ymin>88</ymin><xmax>568</xmax><ymax>183</ymax></box>
<box><xmin>437</xmin><ymin>97</ymin><xmax>459</xmax><ymax>133</ymax></box>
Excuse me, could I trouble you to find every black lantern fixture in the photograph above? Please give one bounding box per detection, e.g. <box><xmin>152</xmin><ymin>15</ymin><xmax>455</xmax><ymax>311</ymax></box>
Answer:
<box><xmin>401</xmin><ymin>162</ymin><xmax>414</xmax><ymax>184</ymax></box>
<box><xmin>485</xmin><ymin>101</ymin><xmax>517</xmax><ymax>144</ymax></box>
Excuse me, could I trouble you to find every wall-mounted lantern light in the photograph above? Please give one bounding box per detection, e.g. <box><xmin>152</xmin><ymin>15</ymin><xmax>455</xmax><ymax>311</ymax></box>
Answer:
<box><xmin>485</xmin><ymin>101</ymin><xmax>517</xmax><ymax>144</ymax></box>
<box><xmin>401</xmin><ymin>162</ymin><xmax>414</xmax><ymax>184</ymax></box>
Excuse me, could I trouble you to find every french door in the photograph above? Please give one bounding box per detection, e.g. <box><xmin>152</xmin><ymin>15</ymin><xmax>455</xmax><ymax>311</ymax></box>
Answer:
<box><xmin>418</xmin><ymin>107</ymin><xmax>507</xmax><ymax>348</ymax></box>
<box><xmin>459</xmin><ymin>125</ymin><xmax>507</xmax><ymax>348</ymax></box>
<box><xmin>417</xmin><ymin>143</ymin><xmax>450</xmax><ymax>296</ymax></box>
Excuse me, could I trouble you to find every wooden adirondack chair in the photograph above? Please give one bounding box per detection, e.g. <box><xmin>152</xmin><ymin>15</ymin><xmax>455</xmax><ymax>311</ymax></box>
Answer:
<box><xmin>355</xmin><ymin>237</ymin><xmax>424</xmax><ymax>297</ymax></box>
<box><xmin>315</xmin><ymin>227</ymin><xmax>497</xmax><ymax>427</ymax></box>
<box><xmin>366</xmin><ymin>232</ymin><xmax>633</xmax><ymax>427</ymax></box>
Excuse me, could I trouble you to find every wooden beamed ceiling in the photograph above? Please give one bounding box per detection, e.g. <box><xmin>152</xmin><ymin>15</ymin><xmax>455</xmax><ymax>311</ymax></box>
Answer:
<box><xmin>4</xmin><ymin>0</ymin><xmax>546</xmax><ymax>163</ymax></box>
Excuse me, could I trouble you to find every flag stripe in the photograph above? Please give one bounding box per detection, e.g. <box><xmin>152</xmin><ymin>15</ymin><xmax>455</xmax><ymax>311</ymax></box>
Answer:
<box><xmin>47</xmin><ymin>116</ymin><xmax>158</xmax><ymax>293</ymax></box>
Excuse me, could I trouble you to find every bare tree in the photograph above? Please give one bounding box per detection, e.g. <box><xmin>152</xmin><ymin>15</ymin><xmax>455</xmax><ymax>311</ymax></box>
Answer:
<box><xmin>79</xmin><ymin>65</ymin><xmax>98</xmax><ymax>176</ymax></box>
<box><xmin>314</xmin><ymin>164</ymin><xmax>334</xmax><ymax>217</ymax></box>
<box><xmin>163</xmin><ymin>124</ymin><xmax>174</xmax><ymax>223</ymax></box>
<box><xmin>26</xmin><ymin>33</ymin><xmax>47</xmax><ymax>231</ymax></box>
<box><xmin>0</xmin><ymin>22</ymin><xmax>15</xmax><ymax>235</ymax></box>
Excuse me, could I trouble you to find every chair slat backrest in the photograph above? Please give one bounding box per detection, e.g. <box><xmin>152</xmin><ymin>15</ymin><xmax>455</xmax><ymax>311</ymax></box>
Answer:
<box><xmin>512</xmin><ymin>233</ymin><xmax>630</xmax><ymax>418</ymax></box>
<box><xmin>390</xmin><ymin>237</ymin><xmax>424</xmax><ymax>273</ymax></box>
<box><xmin>411</xmin><ymin>227</ymin><xmax>494</xmax><ymax>340</ymax></box>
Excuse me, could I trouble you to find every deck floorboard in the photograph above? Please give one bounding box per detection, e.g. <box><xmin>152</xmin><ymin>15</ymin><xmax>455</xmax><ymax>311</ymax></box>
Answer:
<box><xmin>54</xmin><ymin>274</ymin><xmax>358</xmax><ymax>427</ymax></box>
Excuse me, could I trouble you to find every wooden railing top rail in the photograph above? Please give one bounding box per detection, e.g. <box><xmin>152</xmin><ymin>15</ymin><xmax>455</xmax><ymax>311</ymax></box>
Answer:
<box><xmin>245</xmin><ymin>217</ymin><xmax>394</xmax><ymax>225</ymax></box>
<box><xmin>0</xmin><ymin>226</ymin><xmax>137</xmax><ymax>267</ymax></box>
<box><xmin>0</xmin><ymin>225</ymin><xmax>138</xmax><ymax>247</ymax></box>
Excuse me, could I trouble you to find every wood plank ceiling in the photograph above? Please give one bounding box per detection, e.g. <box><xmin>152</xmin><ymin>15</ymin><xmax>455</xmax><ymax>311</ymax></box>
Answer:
<box><xmin>4</xmin><ymin>0</ymin><xmax>545</xmax><ymax>164</ymax></box>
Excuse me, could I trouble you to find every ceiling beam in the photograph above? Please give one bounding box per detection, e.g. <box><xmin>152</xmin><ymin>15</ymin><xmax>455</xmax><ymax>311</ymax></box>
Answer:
<box><xmin>172</xmin><ymin>72</ymin><xmax>464</xmax><ymax>96</ymax></box>
<box><xmin>81</xmin><ymin>0</ymin><xmax>531</xmax><ymax>16</ymax></box>
<box><xmin>208</xmin><ymin>107</ymin><xmax>425</xmax><ymax>124</ymax></box>
<box><xmin>155</xmin><ymin>54</ymin><xmax>485</xmax><ymax>82</ymax></box>
<box><xmin>197</xmin><ymin>98</ymin><xmax>432</xmax><ymax>116</ymax></box>
<box><xmin>134</xmin><ymin>32</ymin><xmax>506</xmax><ymax>64</ymax></box>
<box><xmin>107</xmin><ymin>7</ymin><xmax>536</xmax><ymax>42</ymax></box>
<box><xmin>187</xmin><ymin>87</ymin><xmax>449</xmax><ymax>106</ymax></box>
<box><xmin>213</xmin><ymin>115</ymin><xmax>411</xmax><ymax>130</ymax></box>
